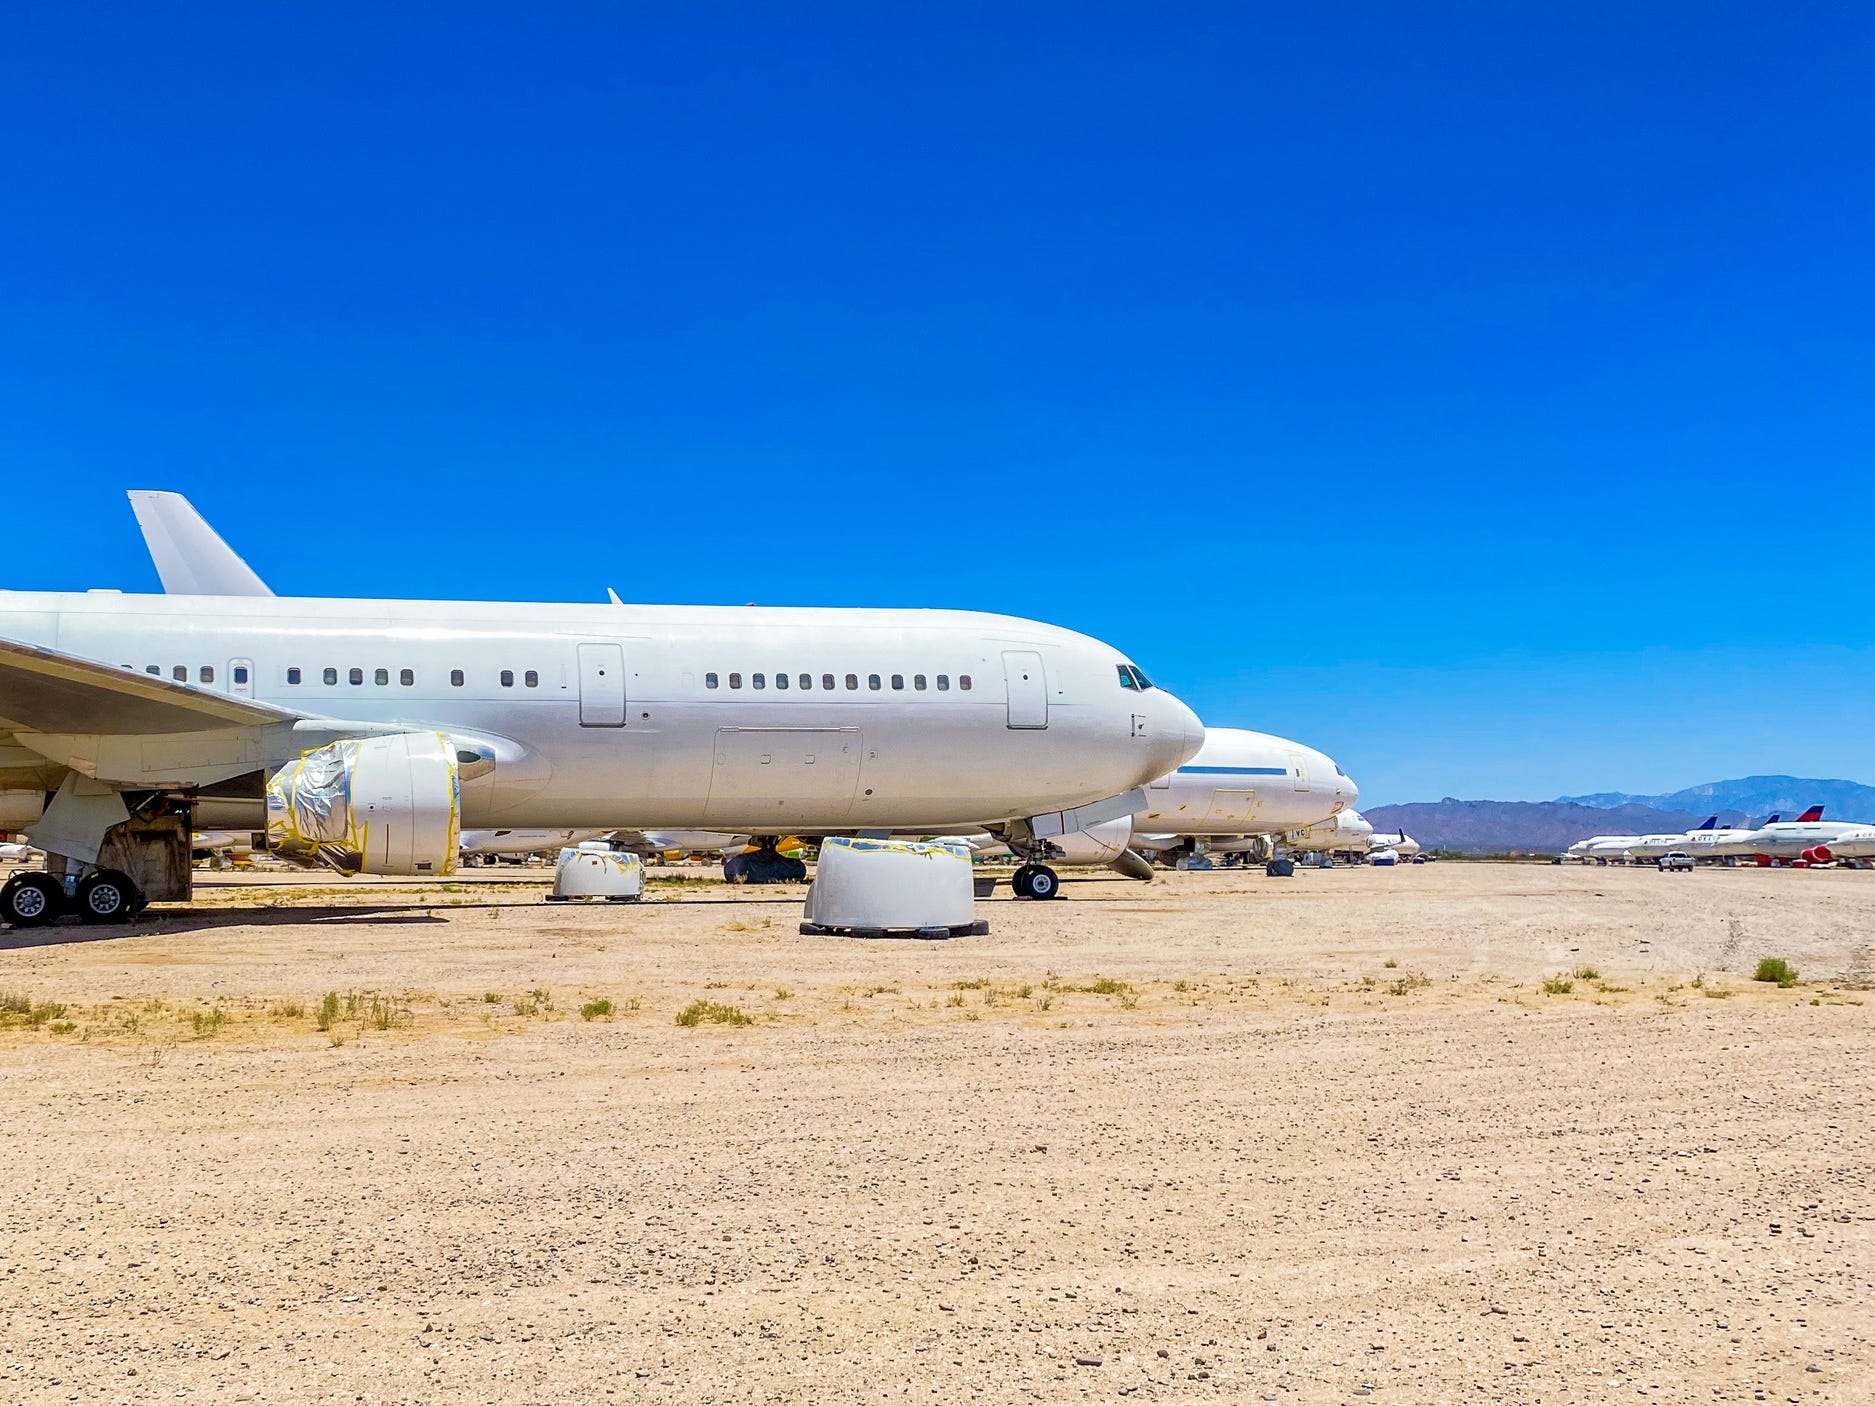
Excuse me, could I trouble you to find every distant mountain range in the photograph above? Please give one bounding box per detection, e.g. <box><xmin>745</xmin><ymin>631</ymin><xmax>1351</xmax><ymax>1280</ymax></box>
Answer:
<box><xmin>1559</xmin><ymin>775</ymin><xmax>1875</xmax><ymax>821</ymax></box>
<box><xmin>1366</xmin><ymin>775</ymin><xmax>1872</xmax><ymax>855</ymax></box>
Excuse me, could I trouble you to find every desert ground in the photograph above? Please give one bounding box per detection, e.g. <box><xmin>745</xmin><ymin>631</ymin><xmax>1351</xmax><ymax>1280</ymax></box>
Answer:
<box><xmin>0</xmin><ymin>860</ymin><xmax>1870</xmax><ymax>1405</ymax></box>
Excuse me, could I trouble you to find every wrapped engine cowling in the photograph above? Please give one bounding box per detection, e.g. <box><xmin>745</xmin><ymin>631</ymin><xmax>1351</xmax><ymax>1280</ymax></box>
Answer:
<box><xmin>266</xmin><ymin>733</ymin><xmax>461</xmax><ymax>876</ymax></box>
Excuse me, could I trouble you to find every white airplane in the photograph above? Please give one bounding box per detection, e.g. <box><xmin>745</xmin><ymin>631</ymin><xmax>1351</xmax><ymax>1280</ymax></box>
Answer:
<box><xmin>1737</xmin><ymin>807</ymin><xmax>1867</xmax><ymax>864</ymax></box>
<box><xmin>1286</xmin><ymin>807</ymin><xmax>1376</xmax><ymax>857</ymax></box>
<box><xmin>0</xmin><ymin>500</ymin><xmax>1202</xmax><ymax>926</ymax></box>
<box><xmin>1368</xmin><ymin>827</ymin><xmax>1421</xmax><ymax>860</ymax></box>
<box><xmin>1814</xmin><ymin>825</ymin><xmax>1875</xmax><ymax>861</ymax></box>
<box><xmin>1678</xmin><ymin>814</ymin><xmax>1780</xmax><ymax>860</ymax></box>
<box><xmin>1042</xmin><ymin>727</ymin><xmax>1357</xmax><ymax>874</ymax></box>
<box><xmin>1626</xmin><ymin>817</ymin><xmax>1719</xmax><ymax>863</ymax></box>
<box><xmin>129</xmin><ymin>490</ymin><xmax>1253</xmax><ymax>895</ymax></box>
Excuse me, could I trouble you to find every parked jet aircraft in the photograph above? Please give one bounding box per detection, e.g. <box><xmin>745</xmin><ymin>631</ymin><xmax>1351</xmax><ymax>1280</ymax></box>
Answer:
<box><xmin>1627</xmin><ymin>817</ymin><xmax>1719</xmax><ymax>862</ymax></box>
<box><xmin>1738</xmin><ymin>807</ymin><xmax>1865</xmax><ymax>863</ymax></box>
<box><xmin>1285</xmin><ymin>807</ymin><xmax>1376</xmax><ymax>857</ymax></box>
<box><xmin>1680</xmin><ymin>814</ymin><xmax>1780</xmax><ymax>860</ymax></box>
<box><xmin>1370</xmin><ymin>827</ymin><xmax>1422</xmax><ymax>861</ymax></box>
<box><xmin>1814</xmin><ymin>825</ymin><xmax>1875</xmax><ymax>861</ymax></box>
<box><xmin>126</xmin><ymin>491</ymin><xmax>1239</xmax><ymax>897</ymax></box>
<box><xmin>0</xmin><ymin>502</ymin><xmax>1201</xmax><ymax>926</ymax></box>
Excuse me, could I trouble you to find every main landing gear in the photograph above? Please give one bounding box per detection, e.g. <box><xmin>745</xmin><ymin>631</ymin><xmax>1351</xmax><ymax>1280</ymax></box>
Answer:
<box><xmin>0</xmin><ymin>867</ymin><xmax>147</xmax><ymax>928</ymax></box>
<box><xmin>1009</xmin><ymin>863</ymin><xmax>1060</xmax><ymax>900</ymax></box>
<box><xmin>723</xmin><ymin>838</ymin><xmax>809</xmax><ymax>884</ymax></box>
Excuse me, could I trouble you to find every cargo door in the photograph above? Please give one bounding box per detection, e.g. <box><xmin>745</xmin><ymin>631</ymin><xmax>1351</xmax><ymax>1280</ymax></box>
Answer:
<box><xmin>578</xmin><ymin>643</ymin><xmax>627</xmax><ymax>727</ymax></box>
<box><xmin>1002</xmin><ymin>651</ymin><xmax>1048</xmax><ymax>729</ymax></box>
<box><xmin>704</xmin><ymin>729</ymin><xmax>862</xmax><ymax>823</ymax></box>
<box><xmin>1201</xmin><ymin>789</ymin><xmax>1259</xmax><ymax>826</ymax></box>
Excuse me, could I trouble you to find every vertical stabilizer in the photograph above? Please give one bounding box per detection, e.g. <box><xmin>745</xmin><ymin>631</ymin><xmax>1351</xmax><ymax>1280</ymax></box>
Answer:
<box><xmin>128</xmin><ymin>491</ymin><xmax>275</xmax><ymax>596</ymax></box>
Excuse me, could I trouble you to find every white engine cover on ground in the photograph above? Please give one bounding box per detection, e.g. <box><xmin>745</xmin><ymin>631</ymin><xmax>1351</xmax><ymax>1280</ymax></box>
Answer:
<box><xmin>548</xmin><ymin>844</ymin><xmax>644</xmax><ymax>901</ymax></box>
<box><xmin>803</xmin><ymin>837</ymin><xmax>976</xmax><ymax>933</ymax></box>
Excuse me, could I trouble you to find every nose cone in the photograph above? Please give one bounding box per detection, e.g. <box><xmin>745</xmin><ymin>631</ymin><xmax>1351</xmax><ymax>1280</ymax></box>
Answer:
<box><xmin>1146</xmin><ymin>690</ymin><xmax>1205</xmax><ymax>779</ymax></box>
<box><xmin>1339</xmin><ymin>772</ymin><xmax>1361</xmax><ymax>812</ymax></box>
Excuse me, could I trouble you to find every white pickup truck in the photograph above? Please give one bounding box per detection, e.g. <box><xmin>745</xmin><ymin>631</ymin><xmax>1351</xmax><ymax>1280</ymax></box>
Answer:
<box><xmin>1657</xmin><ymin>851</ymin><xmax>1695</xmax><ymax>872</ymax></box>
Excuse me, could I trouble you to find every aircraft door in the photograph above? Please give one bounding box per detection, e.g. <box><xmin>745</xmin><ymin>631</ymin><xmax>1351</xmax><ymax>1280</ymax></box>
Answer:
<box><xmin>578</xmin><ymin>643</ymin><xmax>627</xmax><ymax>727</ymax></box>
<box><xmin>1287</xmin><ymin>752</ymin><xmax>1309</xmax><ymax>792</ymax></box>
<box><xmin>228</xmin><ymin>658</ymin><xmax>255</xmax><ymax>698</ymax></box>
<box><xmin>1002</xmin><ymin>651</ymin><xmax>1048</xmax><ymax>729</ymax></box>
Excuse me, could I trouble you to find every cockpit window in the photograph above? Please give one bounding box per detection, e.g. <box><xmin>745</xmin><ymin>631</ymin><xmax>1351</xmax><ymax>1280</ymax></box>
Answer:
<box><xmin>1117</xmin><ymin>664</ymin><xmax>1154</xmax><ymax>691</ymax></box>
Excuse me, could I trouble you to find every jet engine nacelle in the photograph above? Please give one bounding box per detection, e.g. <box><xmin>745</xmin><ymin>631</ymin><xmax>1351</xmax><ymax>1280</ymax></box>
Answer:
<box><xmin>1807</xmin><ymin>845</ymin><xmax>1833</xmax><ymax>863</ymax></box>
<box><xmin>266</xmin><ymin>732</ymin><xmax>461</xmax><ymax>876</ymax></box>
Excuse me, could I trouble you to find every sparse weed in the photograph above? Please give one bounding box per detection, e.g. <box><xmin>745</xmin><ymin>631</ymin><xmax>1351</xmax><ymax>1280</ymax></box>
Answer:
<box><xmin>1171</xmin><ymin>979</ymin><xmax>1191</xmax><ymax>992</ymax></box>
<box><xmin>0</xmin><ymin>991</ymin><xmax>33</xmax><ymax>1015</ymax></box>
<box><xmin>0</xmin><ymin>996</ymin><xmax>68</xmax><ymax>1031</ymax></box>
<box><xmin>511</xmin><ymin>995</ymin><xmax>539</xmax><ymax>1017</ymax></box>
<box><xmin>580</xmin><ymin>998</ymin><xmax>614</xmax><ymax>1021</ymax></box>
<box><xmin>1573</xmin><ymin>965</ymin><xmax>1602</xmax><ymax>981</ymax></box>
<box><xmin>46</xmin><ymin>1020</ymin><xmax>76</xmax><ymax>1035</ymax></box>
<box><xmin>1703</xmin><ymin>986</ymin><xmax>1733</xmax><ymax>999</ymax></box>
<box><xmin>315</xmin><ymin>992</ymin><xmax>342</xmax><ymax>1032</ymax></box>
<box><xmin>1594</xmin><ymin>982</ymin><xmax>1631</xmax><ymax>994</ymax></box>
<box><xmin>1753</xmin><ymin>957</ymin><xmax>1799</xmax><ymax>988</ymax></box>
<box><xmin>772</xmin><ymin>988</ymin><xmax>794</xmax><ymax>1001</ymax></box>
<box><xmin>1387</xmin><ymin>972</ymin><xmax>1432</xmax><ymax>996</ymax></box>
<box><xmin>1034</xmin><ymin>992</ymin><xmax>1054</xmax><ymax>1011</ymax></box>
<box><xmin>365</xmin><ymin>994</ymin><xmax>410</xmax><ymax>1031</ymax></box>
<box><xmin>675</xmin><ymin>999</ymin><xmax>752</xmax><ymax>1028</ymax></box>
<box><xmin>1084</xmin><ymin>976</ymin><xmax>1132</xmax><ymax>997</ymax></box>
<box><xmin>190</xmin><ymin>1008</ymin><xmax>228</xmax><ymax>1037</ymax></box>
<box><xmin>1382</xmin><ymin>959</ymin><xmax>1399</xmax><ymax>970</ymax></box>
<box><xmin>1691</xmin><ymin>974</ymin><xmax>1705</xmax><ymax>988</ymax></box>
<box><xmin>483</xmin><ymin>992</ymin><xmax>502</xmax><ymax>1004</ymax></box>
<box><xmin>1541</xmin><ymin>976</ymin><xmax>1575</xmax><ymax>995</ymax></box>
<box><xmin>528</xmin><ymin>987</ymin><xmax>553</xmax><ymax>1011</ymax></box>
<box><xmin>1010</xmin><ymin>983</ymin><xmax>1033</xmax><ymax>1000</ymax></box>
<box><xmin>271</xmin><ymin>999</ymin><xmax>305</xmax><ymax>1019</ymax></box>
<box><xmin>945</xmin><ymin>992</ymin><xmax>966</xmax><ymax>1008</ymax></box>
<box><xmin>950</xmin><ymin>978</ymin><xmax>990</xmax><ymax>990</ymax></box>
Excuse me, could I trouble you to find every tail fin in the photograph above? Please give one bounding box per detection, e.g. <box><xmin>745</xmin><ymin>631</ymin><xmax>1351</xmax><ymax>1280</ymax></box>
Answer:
<box><xmin>1762</xmin><ymin>813</ymin><xmax>1781</xmax><ymax>826</ymax></box>
<box><xmin>1796</xmin><ymin>805</ymin><xmax>1825</xmax><ymax>823</ymax></box>
<box><xmin>1697</xmin><ymin>815</ymin><xmax>1718</xmax><ymax>830</ymax></box>
<box><xmin>128</xmin><ymin>491</ymin><xmax>275</xmax><ymax>597</ymax></box>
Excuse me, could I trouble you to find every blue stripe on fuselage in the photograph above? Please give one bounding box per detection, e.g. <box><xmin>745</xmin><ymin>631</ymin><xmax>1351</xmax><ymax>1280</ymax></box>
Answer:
<box><xmin>1177</xmin><ymin>765</ymin><xmax>1288</xmax><ymax>775</ymax></box>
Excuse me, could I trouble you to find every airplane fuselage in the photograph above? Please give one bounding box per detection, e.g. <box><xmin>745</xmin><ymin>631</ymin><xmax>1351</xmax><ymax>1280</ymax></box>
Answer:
<box><xmin>0</xmin><ymin>591</ymin><xmax>1203</xmax><ymax>833</ymax></box>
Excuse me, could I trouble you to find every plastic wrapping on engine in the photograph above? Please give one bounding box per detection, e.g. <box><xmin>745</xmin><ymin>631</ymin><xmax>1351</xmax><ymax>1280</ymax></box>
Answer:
<box><xmin>266</xmin><ymin>739</ymin><xmax>368</xmax><ymax>873</ymax></box>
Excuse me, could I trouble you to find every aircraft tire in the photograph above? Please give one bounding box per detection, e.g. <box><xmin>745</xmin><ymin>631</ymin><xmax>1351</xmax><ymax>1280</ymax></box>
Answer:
<box><xmin>77</xmin><ymin>869</ymin><xmax>140</xmax><ymax>924</ymax></box>
<box><xmin>1010</xmin><ymin>865</ymin><xmax>1034</xmax><ymax>898</ymax></box>
<box><xmin>1</xmin><ymin>872</ymin><xmax>63</xmax><ymax>928</ymax></box>
<box><xmin>1025</xmin><ymin>865</ymin><xmax>1060</xmax><ymax>900</ymax></box>
<box><xmin>1265</xmin><ymin>858</ymin><xmax>1296</xmax><ymax>878</ymax></box>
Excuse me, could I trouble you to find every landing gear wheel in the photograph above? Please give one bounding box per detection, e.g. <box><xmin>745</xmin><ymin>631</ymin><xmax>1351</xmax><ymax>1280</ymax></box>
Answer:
<box><xmin>1265</xmin><ymin>858</ymin><xmax>1296</xmax><ymax>878</ymax></box>
<box><xmin>76</xmin><ymin>869</ymin><xmax>140</xmax><ymax>924</ymax></box>
<box><xmin>1024</xmin><ymin>864</ymin><xmax>1060</xmax><ymax>900</ymax></box>
<box><xmin>1</xmin><ymin>873</ymin><xmax>64</xmax><ymax>928</ymax></box>
<box><xmin>1010</xmin><ymin>865</ymin><xmax>1034</xmax><ymax>898</ymax></box>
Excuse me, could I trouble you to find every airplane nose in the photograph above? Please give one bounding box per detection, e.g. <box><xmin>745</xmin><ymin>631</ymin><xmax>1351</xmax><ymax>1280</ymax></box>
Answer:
<box><xmin>1148</xmin><ymin>690</ymin><xmax>1205</xmax><ymax>777</ymax></box>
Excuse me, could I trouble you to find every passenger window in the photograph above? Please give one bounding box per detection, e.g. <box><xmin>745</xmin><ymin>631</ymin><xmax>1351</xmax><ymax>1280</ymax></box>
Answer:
<box><xmin>753</xmin><ymin>673</ymin><xmax>766</xmax><ymax>690</ymax></box>
<box><xmin>324</xmin><ymin>668</ymin><xmax>338</xmax><ymax>686</ymax></box>
<box><xmin>146</xmin><ymin>665</ymin><xmax>160</xmax><ymax>675</ymax></box>
<box><xmin>500</xmin><ymin>670</ymin><xmax>514</xmax><ymax>687</ymax></box>
<box><xmin>450</xmin><ymin>669</ymin><xmax>464</xmax><ymax>687</ymax></box>
<box><xmin>914</xmin><ymin>674</ymin><xmax>926</xmax><ymax>690</ymax></box>
<box><xmin>233</xmin><ymin>666</ymin><xmax>248</xmax><ymax>685</ymax></box>
<box><xmin>173</xmin><ymin>665</ymin><xmax>187</xmax><ymax>681</ymax></box>
<box><xmin>937</xmin><ymin>674</ymin><xmax>949</xmax><ymax>691</ymax></box>
<box><xmin>729</xmin><ymin>672</ymin><xmax>742</xmax><ymax>689</ymax></box>
<box><xmin>375</xmin><ymin>668</ymin><xmax>389</xmax><ymax>686</ymax></box>
<box><xmin>287</xmin><ymin>667</ymin><xmax>302</xmax><ymax>685</ymax></box>
<box><xmin>524</xmin><ymin>670</ymin><xmax>539</xmax><ymax>688</ymax></box>
<box><xmin>822</xmin><ymin>673</ymin><xmax>835</xmax><ymax>691</ymax></box>
<box><xmin>960</xmin><ymin>674</ymin><xmax>972</xmax><ymax>691</ymax></box>
<box><xmin>891</xmin><ymin>674</ymin><xmax>904</xmax><ymax>690</ymax></box>
<box><xmin>868</xmin><ymin>673</ymin><xmax>881</xmax><ymax>690</ymax></box>
<box><xmin>706</xmin><ymin>672</ymin><xmax>719</xmax><ymax>689</ymax></box>
<box><xmin>799</xmin><ymin>673</ymin><xmax>812</xmax><ymax>690</ymax></box>
<box><xmin>845</xmin><ymin>674</ymin><xmax>858</xmax><ymax>691</ymax></box>
<box><xmin>200</xmin><ymin>665</ymin><xmax>215</xmax><ymax>683</ymax></box>
<box><xmin>774</xmin><ymin>672</ymin><xmax>789</xmax><ymax>690</ymax></box>
<box><xmin>399</xmin><ymin>668</ymin><xmax>414</xmax><ymax>686</ymax></box>
<box><xmin>349</xmin><ymin>668</ymin><xmax>364</xmax><ymax>686</ymax></box>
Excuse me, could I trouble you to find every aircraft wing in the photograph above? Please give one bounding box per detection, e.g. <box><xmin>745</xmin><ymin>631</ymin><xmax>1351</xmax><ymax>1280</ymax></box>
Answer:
<box><xmin>0</xmin><ymin>635</ymin><xmax>301</xmax><ymax>736</ymax></box>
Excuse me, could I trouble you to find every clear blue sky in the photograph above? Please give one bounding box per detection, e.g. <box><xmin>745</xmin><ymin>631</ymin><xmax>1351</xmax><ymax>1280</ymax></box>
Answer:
<box><xmin>3</xmin><ymin>4</ymin><xmax>1871</xmax><ymax>803</ymax></box>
